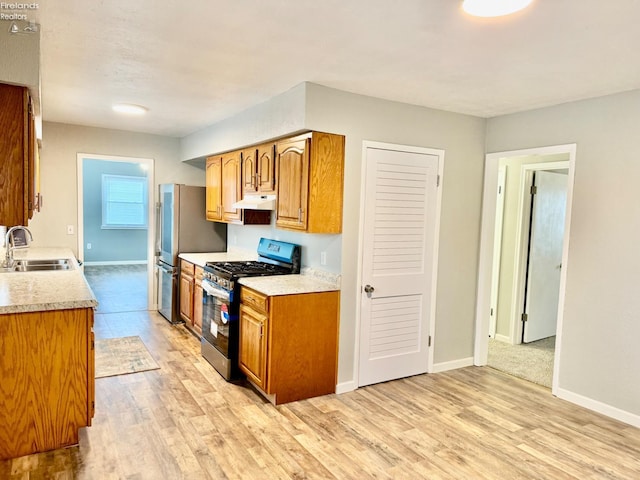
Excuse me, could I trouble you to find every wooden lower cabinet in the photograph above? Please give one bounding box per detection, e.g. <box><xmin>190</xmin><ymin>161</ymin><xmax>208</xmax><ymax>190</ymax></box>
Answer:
<box><xmin>238</xmin><ymin>286</ymin><xmax>340</xmax><ymax>405</ymax></box>
<box><xmin>180</xmin><ymin>260</ymin><xmax>204</xmax><ymax>336</ymax></box>
<box><xmin>0</xmin><ymin>307</ymin><xmax>95</xmax><ymax>460</ymax></box>
<box><xmin>193</xmin><ymin>266</ymin><xmax>204</xmax><ymax>336</ymax></box>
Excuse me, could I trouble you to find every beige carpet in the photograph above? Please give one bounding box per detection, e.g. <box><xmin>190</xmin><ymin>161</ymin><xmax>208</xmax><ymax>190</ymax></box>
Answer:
<box><xmin>95</xmin><ymin>336</ymin><xmax>160</xmax><ymax>378</ymax></box>
<box><xmin>487</xmin><ymin>336</ymin><xmax>555</xmax><ymax>388</ymax></box>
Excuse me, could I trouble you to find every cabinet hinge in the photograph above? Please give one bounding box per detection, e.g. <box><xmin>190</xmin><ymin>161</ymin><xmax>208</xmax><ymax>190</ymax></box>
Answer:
<box><xmin>521</xmin><ymin>313</ymin><xmax>528</xmax><ymax>322</ymax></box>
<box><xmin>91</xmin><ymin>339</ymin><xmax>95</xmax><ymax>349</ymax></box>
<box><xmin>428</xmin><ymin>335</ymin><xmax>432</xmax><ymax>347</ymax></box>
<box><xmin>530</xmin><ymin>185</ymin><xmax>537</xmax><ymax>195</ymax></box>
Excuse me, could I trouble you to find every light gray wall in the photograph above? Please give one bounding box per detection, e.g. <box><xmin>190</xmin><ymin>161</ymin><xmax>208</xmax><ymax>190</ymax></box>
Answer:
<box><xmin>82</xmin><ymin>159</ymin><xmax>148</xmax><ymax>263</ymax></box>
<box><xmin>29</xmin><ymin>122</ymin><xmax>204</xmax><ymax>257</ymax></box>
<box><xmin>181</xmin><ymin>82</ymin><xmax>487</xmax><ymax>386</ymax></box>
<box><xmin>180</xmin><ymin>82</ymin><xmax>308</xmax><ymax>166</ymax></box>
<box><xmin>486</xmin><ymin>89</ymin><xmax>640</xmax><ymax>416</ymax></box>
<box><xmin>304</xmin><ymin>84</ymin><xmax>486</xmax><ymax>380</ymax></box>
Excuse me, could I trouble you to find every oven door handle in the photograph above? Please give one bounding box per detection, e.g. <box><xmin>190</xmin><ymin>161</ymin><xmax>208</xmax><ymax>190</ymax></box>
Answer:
<box><xmin>202</xmin><ymin>280</ymin><xmax>232</xmax><ymax>301</ymax></box>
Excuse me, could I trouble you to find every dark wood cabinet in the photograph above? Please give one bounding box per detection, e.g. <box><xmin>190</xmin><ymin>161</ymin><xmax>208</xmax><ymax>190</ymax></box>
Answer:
<box><xmin>0</xmin><ymin>82</ymin><xmax>39</xmax><ymax>227</ymax></box>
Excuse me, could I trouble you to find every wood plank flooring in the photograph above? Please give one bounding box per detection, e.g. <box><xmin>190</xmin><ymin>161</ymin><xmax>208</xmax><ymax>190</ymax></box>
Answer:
<box><xmin>1</xmin><ymin>310</ymin><xmax>639</xmax><ymax>479</ymax></box>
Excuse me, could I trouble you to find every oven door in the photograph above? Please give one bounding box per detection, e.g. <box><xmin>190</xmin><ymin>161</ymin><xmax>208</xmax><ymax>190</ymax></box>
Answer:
<box><xmin>201</xmin><ymin>279</ymin><xmax>240</xmax><ymax>379</ymax></box>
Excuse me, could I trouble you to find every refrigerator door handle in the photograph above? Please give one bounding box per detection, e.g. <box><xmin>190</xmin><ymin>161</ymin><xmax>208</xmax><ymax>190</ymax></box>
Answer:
<box><xmin>155</xmin><ymin>200</ymin><xmax>162</xmax><ymax>257</ymax></box>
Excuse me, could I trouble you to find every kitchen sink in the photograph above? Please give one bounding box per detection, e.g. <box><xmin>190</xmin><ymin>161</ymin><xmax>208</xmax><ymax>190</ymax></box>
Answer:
<box><xmin>1</xmin><ymin>258</ymin><xmax>74</xmax><ymax>272</ymax></box>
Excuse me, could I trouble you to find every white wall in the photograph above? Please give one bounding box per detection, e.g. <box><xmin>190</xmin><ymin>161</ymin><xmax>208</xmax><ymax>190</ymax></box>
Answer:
<box><xmin>29</xmin><ymin>122</ymin><xmax>202</xmax><ymax>256</ymax></box>
<box><xmin>486</xmin><ymin>89</ymin><xmax>640</xmax><ymax>419</ymax></box>
<box><xmin>180</xmin><ymin>82</ymin><xmax>487</xmax><ymax>386</ymax></box>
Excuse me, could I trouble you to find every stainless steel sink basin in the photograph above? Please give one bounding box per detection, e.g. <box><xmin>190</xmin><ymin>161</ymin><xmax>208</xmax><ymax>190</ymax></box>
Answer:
<box><xmin>2</xmin><ymin>258</ymin><xmax>74</xmax><ymax>272</ymax></box>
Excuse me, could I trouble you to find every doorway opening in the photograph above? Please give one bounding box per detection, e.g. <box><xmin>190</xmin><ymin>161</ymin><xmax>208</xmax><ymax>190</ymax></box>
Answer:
<box><xmin>77</xmin><ymin>154</ymin><xmax>155</xmax><ymax>313</ymax></box>
<box><xmin>474</xmin><ymin>144</ymin><xmax>576</xmax><ymax>393</ymax></box>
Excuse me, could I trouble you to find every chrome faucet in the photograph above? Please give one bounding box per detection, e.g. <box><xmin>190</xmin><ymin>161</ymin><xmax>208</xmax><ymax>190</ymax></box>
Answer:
<box><xmin>3</xmin><ymin>226</ymin><xmax>33</xmax><ymax>268</ymax></box>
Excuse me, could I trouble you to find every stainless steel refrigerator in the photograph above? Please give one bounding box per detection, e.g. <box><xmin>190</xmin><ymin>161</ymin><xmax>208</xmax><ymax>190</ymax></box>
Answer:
<box><xmin>156</xmin><ymin>184</ymin><xmax>227</xmax><ymax>323</ymax></box>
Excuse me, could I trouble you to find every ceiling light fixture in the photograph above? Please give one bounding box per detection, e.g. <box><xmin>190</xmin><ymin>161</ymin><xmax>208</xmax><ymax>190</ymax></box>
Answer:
<box><xmin>112</xmin><ymin>103</ymin><xmax>148</xmax><ymax>115</ymax></box>
<box><xmin>462</xmin><ymin>0</ymin><xmax>533</xmax><ymax>17</ymax></box>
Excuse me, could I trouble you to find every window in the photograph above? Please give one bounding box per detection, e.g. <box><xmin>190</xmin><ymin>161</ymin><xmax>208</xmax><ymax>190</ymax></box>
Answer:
<box><xmin>102</xmin><ymin>174</ymin><xmax>148</xmax><ymax>229</ymax></box>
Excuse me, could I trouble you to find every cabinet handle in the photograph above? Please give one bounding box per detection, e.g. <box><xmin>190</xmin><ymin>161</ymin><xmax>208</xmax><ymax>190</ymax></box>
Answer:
<box><xmin>298</xmin><ymin>207</ymin><xmax>302</xmax><ymax>223</ymax></box>
<box><xmin>259</xmin><ymin>323</ymin><xmax>264</xmax><ymax>337</ymax></box>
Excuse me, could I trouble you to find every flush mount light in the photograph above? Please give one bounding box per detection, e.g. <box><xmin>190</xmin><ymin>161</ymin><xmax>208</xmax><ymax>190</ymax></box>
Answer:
<box><xmin>112</xmin><ymin>103</ymin><xmax>148</xmax><ymax>115</ymax></box>
<box><xmin>462</xmin><ymin>0</ymin><xmax>533</xmax><ymax>17</ymax></box>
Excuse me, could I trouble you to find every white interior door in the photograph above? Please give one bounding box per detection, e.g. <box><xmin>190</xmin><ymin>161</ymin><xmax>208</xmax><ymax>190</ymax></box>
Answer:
<box><xmin>358</xmin><ymin>144</ymin><xmax>441</xmax><ymax>387</ymax></box>
<box><xmin>523</xmin><ymin>170</ymin><xmax>568</xmax><ymax>343</ymax></box>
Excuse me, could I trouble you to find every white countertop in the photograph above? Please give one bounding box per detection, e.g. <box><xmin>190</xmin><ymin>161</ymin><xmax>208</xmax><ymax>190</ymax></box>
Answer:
<box><xmin>239</xmin><ymin>273</ymin><xmax>339</xmax><ymax>296</ymax></box>
<box><xmin>0</xmin><ymin>248</ymin><xmax>98</xmax><ymax>314</ymax></box>
<box><xmin>179</xmin><ymin>249</ymin><xmax>256</xmax><ymax>267</ymax></box>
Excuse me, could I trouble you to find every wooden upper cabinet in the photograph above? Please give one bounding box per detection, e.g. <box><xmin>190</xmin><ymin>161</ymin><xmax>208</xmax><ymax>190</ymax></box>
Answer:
<box><xmin>242</xmin><ymin>143</ymin><xmax>276</xmax><ymax>195</ymax></box>
<box><xmin>242</xmin><ymin>147</ymin><xmax>258</xmax><ymax>194</ymax></box>
<box><xmin>221</xmin><ymin>151</ymin><xmax>242</xmax><ymax>224</ymax></box>
<box><xmin>276</xmin><ymin>138</ymin><xmax>309</xmax><ymax>231</ymax></box>
<box><xmin>276</xmin><ymin>131</ymin><xmax>345</xmax><ymax>233</ymax></box>
<box><xmin>0</xmin><ymin>83</ymin><xmax>37</xmax><ymax>227</ymax></box>
<box><xmin>257</xmin><ymin>143</ymin><xmax>277</xmax><ymax>194</ymax></box>
<box><xmin>205</xmin><ymin>156</ymin><xmax>222</xmax><ymax>221</ymax></box>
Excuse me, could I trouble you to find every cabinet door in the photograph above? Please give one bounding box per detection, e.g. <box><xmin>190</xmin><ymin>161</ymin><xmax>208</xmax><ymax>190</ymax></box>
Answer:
<box><xmin>179</xmin><ymin>272</ymin><xmax>194</xmax><ymax>324</ymax></box>
<box><xmin>239</xmin><ymin>304</ymin><xmax>268</xmax><ymax>390</ymax></box>
<box><xmin>242</xmin><ymin>147</ymin><xmax>258</xmax><ymax>194</ymax></box>
<box><xmin>275</xmin><ymin>138</ymin><xmax>309</xmax><ymax>231</ymax></box>
<box><xmin>193</xmin><ymin>268</ymin><xmax>204</xmax><ymax>336</ymax></box>
<box><xmin>0</xmin><ymin>83</ymin><xmax>29</xmax><ymax>226</ymax></box>
<box><xmin>257</xmin><ymin>143</ymin><xmax>276</xmax><ymax>194</ymax></box>
<box><xmin>205</xmin><ymin>156</ymin><xmax>222</xmax><ymax>221</ymax></box>
<box><xmin>221</xmin><ymin>151</ymin><xmax>243</xmax><ymax>224</ymax></box>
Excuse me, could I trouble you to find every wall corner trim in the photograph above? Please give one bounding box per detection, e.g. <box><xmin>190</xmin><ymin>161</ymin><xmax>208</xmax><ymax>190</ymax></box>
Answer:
<box><xmin>335</xmin><ymin>380</ymin><xmax>357</xmax><ymax>395</ymax></box>
<box><xmin>432</xmin><ymin>357</ymin><xmax>474</xmax><ymax>374</ymax></box>
<box><xmin>556</xmin><ymin>387</ymin><xmax>640</xmax><ymax>428</ymax></box>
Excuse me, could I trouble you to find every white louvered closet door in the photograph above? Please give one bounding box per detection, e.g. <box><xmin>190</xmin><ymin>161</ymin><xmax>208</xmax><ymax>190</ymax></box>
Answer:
<box><xmin>358</xmin><ymin>144</ymin><xmax>441</xmax><ymax>387</ymax></box>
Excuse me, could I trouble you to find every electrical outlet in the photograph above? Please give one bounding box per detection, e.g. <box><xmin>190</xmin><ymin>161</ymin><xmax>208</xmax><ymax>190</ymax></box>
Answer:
<box><xmin>66</xmin><ymin>225</ymin><xmax>74</xmax><ymax>235</ymax></box>
<box><xmin>320</xmin><ymin>251</ymin><xmax>327</xmax><ymax>265</ymax></box>
<box><xmin>87</xmin><ymin>243</ymin><xmax>92</xmax><ymax>250</ymax></box>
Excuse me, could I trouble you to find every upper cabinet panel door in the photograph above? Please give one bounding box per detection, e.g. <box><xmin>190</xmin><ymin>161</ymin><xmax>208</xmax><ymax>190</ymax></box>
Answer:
<box><xmin>205</xmin><ymin>156</ymin><xmax>222</xmax><ymax>221</ymax></box>
<box><xmin>257</xmin><ymin>143</ymin><xmax>277</xmax><ymax>194</ymax></box>
<box><xmin>242</xmin><ymin>148</ymin><xmax>258</xmax><ymax>194</ymax></box>
<box><xmin>221</xmin><ymin>151</ymin><xmax>243</xmax><ymax>224</ymax></box>
<box><xmin>276</xmin><ymin>138</ymin><xmax>309</xmax><ymax>231</ymax></box>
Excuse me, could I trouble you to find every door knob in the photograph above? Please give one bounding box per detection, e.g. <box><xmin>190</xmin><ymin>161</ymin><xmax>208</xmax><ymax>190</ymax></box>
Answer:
<box><xmin>364</xmin><ymin>284</ymin><xmax>375</xmax><ymax>294</ymax></box>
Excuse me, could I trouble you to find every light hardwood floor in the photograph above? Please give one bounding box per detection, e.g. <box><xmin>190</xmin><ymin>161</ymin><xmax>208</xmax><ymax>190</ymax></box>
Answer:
<box><xmin>2</xmin><ymin>310</ymin><xmax>639</xmax><ymax>479</ymax></box>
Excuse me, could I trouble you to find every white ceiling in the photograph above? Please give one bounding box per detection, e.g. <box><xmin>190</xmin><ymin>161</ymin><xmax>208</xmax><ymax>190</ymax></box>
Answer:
<box><xmin>29</xmin><ymin>0</ymin><xmax>640</xmax><ymax>138</ymax></box>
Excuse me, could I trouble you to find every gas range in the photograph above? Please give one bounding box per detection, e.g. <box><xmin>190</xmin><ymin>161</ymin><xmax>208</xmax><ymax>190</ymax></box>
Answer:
<box><xmin>200</xmin><ymin>238</ymin><xmax>301</xmax><ymax>380</ymax></box>
<box><xmin>203</xmin><ymin>238</ymin><xmax>301</xmax><ymax>291</ymax></box>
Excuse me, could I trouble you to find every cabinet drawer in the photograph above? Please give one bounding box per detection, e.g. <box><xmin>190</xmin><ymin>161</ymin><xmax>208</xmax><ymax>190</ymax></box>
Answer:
<box><xmin>181</xmin><ymin>260</ymin><xmax>195</xmax><ymax>276</ymax></box>
<box><xmin>241</xmin><ymin>287</ymin><xmax>269</xmax><ymax>313</ymax></box>
<box><xmin>194</xmin><ymin>265</ymin><xmax>204</xmax><ymax>282</ymax></box>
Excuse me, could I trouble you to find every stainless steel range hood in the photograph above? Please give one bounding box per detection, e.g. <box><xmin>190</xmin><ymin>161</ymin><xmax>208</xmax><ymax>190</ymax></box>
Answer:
<box><xmin>231</xmin><ymin>194</ymin><xmax>276</xmax><ymax>210</ymax></box>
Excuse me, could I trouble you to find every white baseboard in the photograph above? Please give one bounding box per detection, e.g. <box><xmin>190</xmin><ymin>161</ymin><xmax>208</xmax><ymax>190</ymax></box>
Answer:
<box><xmin>84</xmin><ymin>260</ymin><xmax>148</xmax><ymax>266</ymax></box>
<box><xmin>432</xmin><ymin>356</ymin><xmax>474</xmax><ymax>374</ymax></box>
<box><xmin>494</xmin><ymin>334</ymin><xmax>511</xmax><ymax>343</ymax></box>
<box><xmin>335</xmin><ymin>380</ymin><xmax>357</xmax><ymax>395</ymax></box>
<box><xmin>556</xmin><ymin>387</ymin><xmax>640</xmax><ymax>428</ymax></box>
